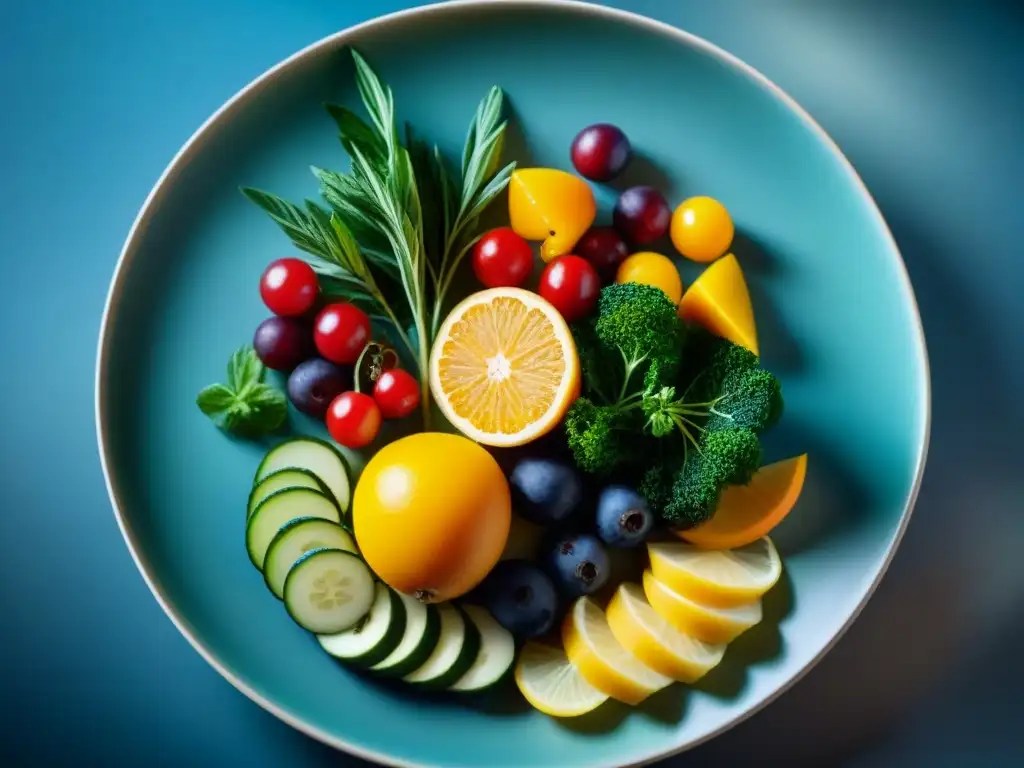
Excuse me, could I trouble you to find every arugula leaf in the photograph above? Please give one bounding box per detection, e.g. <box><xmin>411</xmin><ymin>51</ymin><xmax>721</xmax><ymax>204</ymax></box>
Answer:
<box><xmin>198</xmin><ymin>346</ymin><xmax>287</xmax><ymax>437</ymax></box>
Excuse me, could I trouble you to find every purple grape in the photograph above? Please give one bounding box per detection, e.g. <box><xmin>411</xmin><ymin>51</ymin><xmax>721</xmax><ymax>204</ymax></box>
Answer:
<box><xmin>571</xmin><ymin>124</ymin><xmax>632</xmax><ymax>182</ymax></box>
<box><xmin>574</xmin><ymin>226</ymin><xmax>629</xmax><ymax>281</ymax></box>
<box><xmin>287</xmin><ymin>358</ymin><xmax>351</xmax><ymax>418</ymax></box>
<box><xmin>253</xmin><ymin>316</ymin><xmax>312</xmax><ymax>371</ymax></box>
<box><xmin>613</xmin><ymin>186</ymin><xmax>671</xmax><ymax>245</ymax></box>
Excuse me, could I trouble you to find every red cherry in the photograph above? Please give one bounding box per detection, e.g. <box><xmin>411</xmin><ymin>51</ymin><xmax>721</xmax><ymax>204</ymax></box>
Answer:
<box><xmin>326</xmin><ymin>391</ymin><xmax>381</xmax><ymax>449</ymax></box>
<box><xmin>472</xmin><ymin>227</ymin><xmax>535</xmax><ymax>288</ymax></box>
<box><xmin>538</xmin><ymin>255</ymin><xmax>600</xmax><ymax>323</ymax></box>
<box><xmin>373</xmin><ymin>369</ymin><xmax>421</xmax><ymax>420</ymax></box>
<box><xmin>314</xmin><ymin>303</ymin><xmax>371</xmax><ymax>365</ymax></box>
<box><xmin>259</xmin><ymin>258</ymin><xmax>319</xmax><ymax>317</ymax></box>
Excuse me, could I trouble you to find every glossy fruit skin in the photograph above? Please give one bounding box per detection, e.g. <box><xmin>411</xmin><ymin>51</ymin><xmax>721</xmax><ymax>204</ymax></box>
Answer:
<box><xmin>471</xmin><ymin>227</ymin><xmax>534</xmax><ymax>288</ymax></box>
<box><xmin>570</xmin><ymin>123</ymin><xmax>632</xmax><ymax>182</ymax></box>
<box><xmin>481</xmin><ymin>559</ymin><xmax>560</xmax><ymax>638</ymax></box>
<box><xmin>313</xmin><ymin>303</ymin><xmax>371</xmax><ymax>365</ymax></box>
<box><xmin>548</xmin><ymin>534</ymin><xmax>610</xmax><ymax>598</ymax></box>
<box><xmin>353</xmin><ymin>433</ymin><xmax>512</xmax><ymax>603</ymax></box>
<box><xmin>574</xmin><ymin>226</ymin><xmax>630</xmax><ymax>281</ymax></box>
<box><xmin>613</xmin><ymin>186</ymin><xmax>672</xmax><ymax>245</ymax></box>
<box><xmin>372</xmin><ymin>368</ymin><xmax>421</xmax><ymax>420</ymax></box>
<box><xmin>508</xmin><ymin>168</ymin><xmax>597</xmax><ymax>262</ymax></box>
<box><xmin>326</xmin><ymin>391</ymin><xmax>382</xmax><ymax>449</ymax></box>
<box><xmin>538</xmin><ymin>255</ymin><xmax>600</xmax><ymax>323</ymax></box>
<box><xmin>670</xmin><ymin>196</ymin><xmax>735</xmax><ymax>263</ymax></box>
<box><xmin>286</xmin><ymin>358</ymin><xmax>351</xmax><ymax>418</ymax></box>
<box><xmin>615</xmin><ymin>251</ymin><xmax>684</xmax><ymax>304</ymax></box>
<box><xmin>595</xmin><ymin>486</ymin><xmax>654</xmax><ymax>547</ymax></box>
<box><xmin>259</xmin><ymin>258</ymin><xmax>319</xmax><ymax>317</ymax></box>
<box><xmin>252</xmin><ymin>316</ymin><xmax>312</xmax><ymax>371</ymax></box>
<box><xmin>508</xmin><ymin>457</ymin><xmax>584</xmax><ymax>526</ymax></box>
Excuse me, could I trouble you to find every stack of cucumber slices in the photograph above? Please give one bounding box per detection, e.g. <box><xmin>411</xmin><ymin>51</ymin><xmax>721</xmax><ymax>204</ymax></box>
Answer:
<box><xmin>246</xmin><ymin>437</ymin><xmax>516</xmax><ymax>693</ymax></box>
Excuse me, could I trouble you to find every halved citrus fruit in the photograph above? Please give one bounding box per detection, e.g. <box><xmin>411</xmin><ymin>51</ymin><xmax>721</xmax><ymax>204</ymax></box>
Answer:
<box><xmin>642</xmin><ymin>570</ymin><xmax>762</xmax><ymax>645</ymax></box>
<box><xmin>562</xmin><ymin>596</ymin><xmax>672</xmax><ymax>705</ymax></box>
<box><xmin>680</xmin><ymin>454</ymin><xmax>807</xmax><ymax>550</ymax></box>
<box><xmin>430</xmin><ymin>287</ymin><xmax>579</xmax><ymax>447</ymax></box>
<box><xmin>515</xmin><ymin>641</ymin><xmax>609</xmax><ymax>717</ymax></box>
<box><xmin>605</xmin><ymin>582</ymin><xmax>726</xmax><ymax>683</ymax></box>
<box><xmin>647</xmin><ymin>537</ymin><xmax>782</xmax><ymax>608</ymax></box>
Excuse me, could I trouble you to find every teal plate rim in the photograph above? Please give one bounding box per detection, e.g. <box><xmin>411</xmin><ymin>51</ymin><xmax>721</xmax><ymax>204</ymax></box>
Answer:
<box><xmin>94</xmin><ymin>1</ymin><xmax>933</xmax><ymax>766</ymax></box>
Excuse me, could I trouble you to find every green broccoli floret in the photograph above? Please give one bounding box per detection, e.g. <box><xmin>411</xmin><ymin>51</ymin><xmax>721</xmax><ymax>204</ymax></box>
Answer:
<box><xmin>664</xmin><ymin>427</ymin><xmax>763</xmax><ymax>526</ymax></box>
<box><xmin>636</xmin><ymin>332</ymin><xmax>782</xmax><ymax>526</ymax></box>
<box><xmin>564</xmin><ymin>284</ymin><xmax>687</xmax><ymax>476</ymax></box>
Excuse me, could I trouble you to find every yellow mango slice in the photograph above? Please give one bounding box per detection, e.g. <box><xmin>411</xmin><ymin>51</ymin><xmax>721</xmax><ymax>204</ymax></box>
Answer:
<box><xmin>508</xmin><ymin>169</ymin><xmax>596</xmax><ymax>262</ymax></box>
<box><xmin>678</xmin><ymin>253</ymin><xmax>758</xmax><ymax>354</ymax></box>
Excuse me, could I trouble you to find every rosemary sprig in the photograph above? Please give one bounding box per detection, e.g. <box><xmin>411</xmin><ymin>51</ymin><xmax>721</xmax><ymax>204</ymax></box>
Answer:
<box><xmin>242</xmin><ymin>49</ymin><xmax>514</xmax><ymax>427</ymax></box>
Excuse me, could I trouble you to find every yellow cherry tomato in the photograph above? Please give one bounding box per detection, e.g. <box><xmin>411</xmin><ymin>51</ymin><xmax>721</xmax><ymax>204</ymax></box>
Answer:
<box><xmin>670</xmin><ymin>196</ymin><xmax>734</xmax><ymax>263</ymax></box>
<box><xmin>615</xmin><ymin>252</ymin><xmax>683</xmax><ymax>304</ymax></box>
<box><xmin>353</xmin><ymin>432</ymin><xmax>511</xmax><ymax>603</ymax></box>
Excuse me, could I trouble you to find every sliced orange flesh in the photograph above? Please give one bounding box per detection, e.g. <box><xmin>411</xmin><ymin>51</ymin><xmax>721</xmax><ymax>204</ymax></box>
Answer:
<box><xmin>430</xmin><ymin>288</ymin><xmax>579</xmax><ymax>447</ymax></box>
<box><xmin>678</xmin><ymin>253</ymin><xmax>758</xmax><ymax>354</ymax></box>
<box><xmin>679</xmin><ymin>454</ymin><xmax>807</xmax><ymax>550</ymax></box>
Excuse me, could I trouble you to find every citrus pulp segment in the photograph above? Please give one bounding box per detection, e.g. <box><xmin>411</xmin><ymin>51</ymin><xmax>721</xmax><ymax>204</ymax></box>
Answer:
<box><xmin>680</xmin><ymin>455</ymin><xmax>807</xmax><ymax>549</ymax></box>
<box><xmin>605</xmin><ymin>583</ymin><xmax>726</xmax><ymax>683</ymax></box>
<box><xmin>647</xmin><ymin>537</ymin><xmax>782</xmax><ymax>608</ymax></box>
<box><xmin>429</xmin><ymin>288</ymin><xmax>579</xmax><ymax>447</ymax></box>
<box><xmin>642</xmin><ymin>570</ymin><xmax>762</xmax><ymax>644</ymax></box>
<box><xmin>514</xmin><ymin>642</ymin><xmax>609</xmax><ymax>717</ymax></box>
<box><xmin>562</xmin><ymin>596</ymin><xmax>672</xmax><ymax>705</ymax></box>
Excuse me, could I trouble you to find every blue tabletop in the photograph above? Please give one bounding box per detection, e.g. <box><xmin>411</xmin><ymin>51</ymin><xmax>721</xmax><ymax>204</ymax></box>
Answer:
<box><xmin>2</xmin><ymin>0</ymin><xmax>1022</xmax><ymax>765</ymax></box>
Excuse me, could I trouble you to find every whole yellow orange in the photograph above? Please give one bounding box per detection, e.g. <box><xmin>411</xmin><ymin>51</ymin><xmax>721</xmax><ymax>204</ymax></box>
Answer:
<box><xmin>353</xmin><ymin>432</ymin><xmax>511</xmax><ymax>603</ymax></box>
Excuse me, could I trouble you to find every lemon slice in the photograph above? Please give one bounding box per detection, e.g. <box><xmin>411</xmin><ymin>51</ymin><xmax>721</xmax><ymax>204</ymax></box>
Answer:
<box><xmin>562</xmin><ymin>596</ymin><xmax>672</xmax><ymax>705</ymax></box>
<box><xmin>429</xmin><ymin>287</ymin><xmax>580</xmax><ymax>447</ymax></box>
<box><xmin>514</xmin><ymin>641</ymin><xmax>608</xmax><ymax>717</ymax></box>
<box><xmin>642</xmin><ymin>570</ymin><xmax>761</xmax><ymax>644</ymax></box>
<box><xmin>647</xmin><ymin>536</ymin><xmax>782</xmax><ymax>608</ymax></box>
<box><xmin>606</xmin><ymin>583</ymin><xmax>726</xmax><ymax>683</ymax></box>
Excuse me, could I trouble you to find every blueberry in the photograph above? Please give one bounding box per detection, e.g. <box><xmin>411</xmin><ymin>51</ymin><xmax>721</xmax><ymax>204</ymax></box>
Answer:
<box><xmin>481</xmin><ymin>560</ymin><xmax>559</xmax><ymax>638</ymax></box>
<box><xmin>286</xmin><ymin>358</ymin><xmax>351</xmax><ymax>418</ymax></box>
<box><xmin>548</xmin><ymin>534</ymin><xmax>610</xmax><ymax>597</ymax></box>
<box><xmin>596</xmin><ymin>486</ymin><xmax>654</xmax><ymax>547</ymax></box>
<box><xmin>508</xmin><ymin>458</ymin><xmax>583</xmax><ymax>526</ymax></box>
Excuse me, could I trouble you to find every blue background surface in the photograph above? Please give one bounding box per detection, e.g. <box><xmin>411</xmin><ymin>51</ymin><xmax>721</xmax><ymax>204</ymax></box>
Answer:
<box><xmin>1</xmin><ymin>0</ymin><xmax>1021</xmax><ymax>766</ymax></box>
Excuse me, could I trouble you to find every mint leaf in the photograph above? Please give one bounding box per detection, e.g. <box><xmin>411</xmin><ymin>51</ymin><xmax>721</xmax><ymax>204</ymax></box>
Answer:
<box><xmin>199</xmin><ymin>347</ymin><xmax>286</xmax><ymax>438</ymax></box>
<box><xmin>196</xmin><ymin>384</ymin><xmax>236</xmax><ymax>415</ymax></box>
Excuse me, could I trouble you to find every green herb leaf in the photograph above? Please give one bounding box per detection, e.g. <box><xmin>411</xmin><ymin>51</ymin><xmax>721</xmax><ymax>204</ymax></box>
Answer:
<box><xmin>325</xmin><ymin>103</ymin><xmax>385</xmax><ymax>160</ymax></box>
<box><xmin>198</xmin><ymin>346</ymin><xmax>287</xmax><ymax>438</ymax></box>
<box><xmin>196</xmin><ymin>384</ymin><xmax>236</xmax><ymax>415</ymax></box>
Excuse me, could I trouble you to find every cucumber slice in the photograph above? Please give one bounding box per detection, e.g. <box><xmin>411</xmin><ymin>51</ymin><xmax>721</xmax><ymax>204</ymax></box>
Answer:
<box><xmin>255</xmin><ymin>438</ymin><xmax>352</xmax><ymax>518</ymax></box>
<box><xmin>283</xmin><ymin>548</ymin><xmax>374</xmax><ymax>634</ymax></box>
<box><xmin>402</xmin><ymin>604</ymin><xmax>481</xmax><ymax>689</ymax></box>
<box><xmin>448</xmin><ymin>605</ymin><xmax>516</xmax><ymax>692</ymax></box>
<box><xmin>371</xmin><ymin>596</ymin><xmax>441</xmax><ymax>678</ymax></box>
<box><xmin>247</xmin><ymin>468</ymin><xmax>322</xmax><ymax>520</ymax></box>
<box><xmin>246</xmin><ymin>488</ymin><xmax>340</xmax><ymax>570</ymax></box>
<box><xmin>264</xmin><ymin>517</ymin><xmax>357</xmax><ymax>599</ymax></box>
<box><xmin>318</xmin><ymin>583</ymin><xmax>406</xmax><ymax>668</ymax></box>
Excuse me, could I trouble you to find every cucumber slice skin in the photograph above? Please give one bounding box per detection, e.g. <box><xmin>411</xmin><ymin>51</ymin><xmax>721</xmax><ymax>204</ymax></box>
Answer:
<box><xmin>245</xmin><ymin>487</ymin><xmax>340</xmax><ymax>570</ymax></box>
<box><xmin>372</xmin><ymin>599</ymin><xmax>442</xmax><ymax>679</ymax></box>
<box><xmin>402</xmin><ymin>604</ymin><xmax>481</xmax><ymax>690</ymax></box>
<box><xmin>448</xmin><ymin>605</ymin><xmax>516</xmax><ymax>693</ymax></box>
<box><xmin>283</xmin><ymin>548</ymin><xmax>374</xmax><ymax>634</ymax></box>
<box><xmin>263</xmin><ymin>517</ymin><xmax>358</xmax><ymax>599</ymax></box>
<box><xmin>318</xmin><ymin>584</ymin><xmax>406</xmax><ymax>668</ymax></box>
<box><xmin>247</xmin><ymin>468</ymin><xmax>324</xmax><ymax>520</ymax></box>
<box><xmin>255</xmin><ymin>438</ymin><xmax>352</xmax><ymax>519</ymax></box>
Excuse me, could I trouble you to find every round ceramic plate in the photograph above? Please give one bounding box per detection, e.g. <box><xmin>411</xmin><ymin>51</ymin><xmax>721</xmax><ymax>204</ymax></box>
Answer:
<box><xmin>96</xmin><ymin>1</ymin><xmax>930</xmax><ymax>766</ymax></box>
